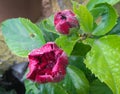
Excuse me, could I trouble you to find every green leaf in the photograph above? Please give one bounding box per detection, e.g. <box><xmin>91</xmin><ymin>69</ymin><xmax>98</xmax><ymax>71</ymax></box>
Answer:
<box><xmin>89</xmin><ymin>79</ymin><xmax>112</xmax><ymax>94</ymax></box>
<box><xmin>91</xmin><ymin>3</ymin><xmax>118</xmax><ymax>36</ymax></box>
<box><xmin>25</xmin><ymin>80</ymin><xmax>40</xmax><ymax>94</ymax></box>
<box><xmin>55</xmin><ymin>35</ymin><xmax>79</xmax><ymax>56</ymax></box>
<box><xmin>107</xmin><ymin>17</ymin><xmax>120</xmax><ymax>35</ymax></box>
<box><xmin>38</xmin><ymin>83</ymin><xmax>68</xmax><ymax>94</ymax></box>
<box><xmin>71</xmin><ymin>42</ymin><xmax>91</xmax><ymax>57</ymax></box>
<box><xmin>85</xmin><ymin>35</ymin><xmax>120</xmax><ymax>94</ymax></box>
<box><xmin>38</xmin><ymin>15</ymin><xmax>58</xmax><ymax>34</ymax></box>
<box><xmin>60</xmin><ymin>74</ymin><xmax>77</xmax><ymax>94</ymax></box>
<box><xmin>25</xmin><ymin>80</ymin><xmax>68</xmax><ymax>94</ymax></box>
<box><xmin>59</xmin><ymin>65</ymin><xmax>89</xmax><ymax>94</ymax></box>
<box><xmin>37</xmin><ymin>16</ymin><xmax>59</xmax><ymax>42</ymax></box>
<box><xmin>2</xmin><ymin>18</ymin><xmax>45</xmax><ymax>57</ymax></box>
<box><xmin>73</xmin><ymin>2</ymin><xmax>93</xmax><ymax>33</ymax></box>
<box><xmin>87</xmin><ymin>0</ymin><xmax>120</xmax><ymax>10</ymax></box>
<box><xmin>69</xmin><ymin>56</ymin><xmax>96</xmax><ymax>82</ymax></box>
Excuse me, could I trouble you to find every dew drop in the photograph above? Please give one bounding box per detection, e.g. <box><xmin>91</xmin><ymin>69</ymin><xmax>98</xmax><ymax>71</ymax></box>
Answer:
<box><xmin>63</xmin><ymin>84</ymin><xmax>65</xmax><ymax>87</ymax></box>
<box><xmin>30</xmin><ymin>33</ymin><xmax>35</xmax><ymax>38</ymax></box>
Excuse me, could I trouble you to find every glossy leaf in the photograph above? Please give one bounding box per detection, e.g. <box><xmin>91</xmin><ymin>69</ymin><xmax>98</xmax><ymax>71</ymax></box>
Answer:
<box><xmin>73</xmin><ymin>2</ymin><xmax>93</xmax><ymax>33</ymax></box>
<box><xmin>59</xmin><ymin>65</ymin><xmax>89</xmax><ymax>94</ymax></box>
<box><xmin>25</xmin><ymin>80</ymin><xmax>68</xmax><ymax>94</ymax></box>
<box><xmin>89</xmin><ymin>79</ymin><xmax>112</xmax><ymax>94</ymax></box>
<box><xmin>91</xmin><ymin>3</ymin><xmax>118</xmax><ymax>36</ymax></box>
<box><xmin>37</xmin><ymin>16</ymin><xmax>59</xmax><ymax>42</ymax></box>
<box><xmin>55</xmin><ymin>35</ymin><xmax>79</xmax><ymax>56</ymax></box>
<box><xmin>39</xmin><ymin>15</ymin><xmax>58</xmax><ymax>34</ymax></box>
<box><xmin>2</xmin><ymin>18</ymin><xmax>45</xmax><ymax>57</ymax></box>
<box><xmin>59</xmin><ymin>74</ymin><xmax>77</xmax><ymax>94</ymax></box>
<box><xmin>85</xmin><ymin>35</ymin><xmax>120</xmax><ymax>94</ymax></box>
<box><xmin>87</xmin><ymin>0</ymin><xmax>120</xmax><ymax>10</ymax></box>
<box><xmin>25</xmin><ymin>80</ymin><xmax>40</xmax><ymax>94</ymax></box>
<box><xmin>37</xmin><ymin>83</ymin><xmax>68</xmax><ymax>94</ymax></box>
<box><xmin>69</xmin><ymin>56</ymin><xmax>95</xmax><ymax>82</ymax></box>
<box><xmin>71</xmin><ymin>42</ymin><xmax>91</xmax><ymax>57</ymax></box>
<box><xmin>107</xmin><ymin>17</ymin><xmax>120</xmax><ymax>35</ymax></box>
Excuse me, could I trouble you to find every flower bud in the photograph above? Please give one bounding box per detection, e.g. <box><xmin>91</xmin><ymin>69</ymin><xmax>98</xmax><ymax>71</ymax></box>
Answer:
<box><xmin>27</xmin><ymin>42</ymin><xmax>68</xmax><ymax>83</ymax></box>
<box><xmin>54</xmin><ymin>10</ymin><xmax>79</xmax><ymax>35</ymax></box>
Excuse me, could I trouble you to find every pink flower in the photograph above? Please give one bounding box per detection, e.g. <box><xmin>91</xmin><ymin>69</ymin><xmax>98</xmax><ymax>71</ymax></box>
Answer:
<box><xmin>54</xmin><ymin>10</ymin><xmax>79</xmax><ymax>35</ymax></box>
<box><xmin>26</xmin><ymin>42</ymin><xmax>68</xmax><ymax>83</ymax></box>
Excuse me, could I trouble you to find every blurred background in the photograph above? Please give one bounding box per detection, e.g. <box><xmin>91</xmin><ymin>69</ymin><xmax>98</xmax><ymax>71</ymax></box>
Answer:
<box><xmin>0</xmin><ymin>0</ymin><xmax>50</xmax><ymax>23</ymax></box>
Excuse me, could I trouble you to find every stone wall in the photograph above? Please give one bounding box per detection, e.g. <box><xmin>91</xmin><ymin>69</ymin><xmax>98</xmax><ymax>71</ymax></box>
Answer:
<box><xmin>0</xmin><ymin>30</ymin><xmax>27</xmax><ymax>74</ymax></box>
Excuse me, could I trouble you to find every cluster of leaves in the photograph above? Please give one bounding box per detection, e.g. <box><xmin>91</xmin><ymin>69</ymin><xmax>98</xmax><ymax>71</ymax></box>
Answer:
<box><xmin>1</xmin><ymin>0</ymin><xmax>120</xmax><ymax>94</ymax></box>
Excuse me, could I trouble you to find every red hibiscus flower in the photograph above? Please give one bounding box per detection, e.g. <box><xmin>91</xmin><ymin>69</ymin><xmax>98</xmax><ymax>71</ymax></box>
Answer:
<box><xmin>54</xmin><ymin>10</ymin><xmax>79</xmax><ymax>35</ymax></box>
<box><xmin>26</xmin><ymin>42</ymin><xmax>68</xmax><ymax>83</ymax></box>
